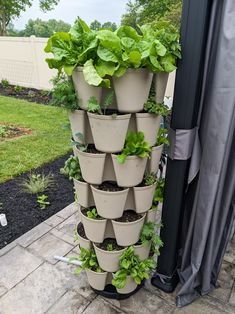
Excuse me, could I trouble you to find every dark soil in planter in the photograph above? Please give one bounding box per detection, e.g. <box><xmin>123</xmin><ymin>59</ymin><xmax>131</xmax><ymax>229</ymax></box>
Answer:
<box><xmin>77</xmin><ymin>222</ymin><xmax>88</xmax><ymax>240</ymax></box>
<box><xmin>115</xmin><ymin>210</ymin><xmax>142</xmax><ymax>223</ymax></box>
<box><xmin>0</xmin><ymin>84</ymin><xmax>52</xmax><ymax>105</ymax></box>
<box><xmin>0</xmin><ymin>153</ymin><xmax>74</xmax><ymax>249</ymax></box>
<box><xmin>98</xmin><ymin>181</ymin><xmax>123</xmax><ymax>192</ymax></box>
<box><xmin>81</xmin><ymin>207</ymin><xmax>104</xmax><ymax>220</ymax></box>
<box><xmin>86</xmin><ymin>144</ymin><xmax>103</xmax><ymax>154</ymax></box>
<box><xmin>96</xmin><ymin>238</ymin><xmax>124</xmax><ymax>251</ymax></box>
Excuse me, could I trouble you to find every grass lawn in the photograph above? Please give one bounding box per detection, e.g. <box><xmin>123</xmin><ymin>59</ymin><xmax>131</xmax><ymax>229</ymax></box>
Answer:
<box><xmin>0</xmin><ymin>96</ymin><xmax>72</xmax><ymax>183</ymax></box>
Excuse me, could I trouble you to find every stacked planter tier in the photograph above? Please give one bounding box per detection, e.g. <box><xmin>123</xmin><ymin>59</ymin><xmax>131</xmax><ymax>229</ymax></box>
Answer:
<box><xmin>71</xmin><ymin>68</ymin><xmax>168</xmax><ymax>297</ymax></box>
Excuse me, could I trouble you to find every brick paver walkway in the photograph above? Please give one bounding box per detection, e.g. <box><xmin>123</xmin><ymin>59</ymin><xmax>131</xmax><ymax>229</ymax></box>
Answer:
<box><xmin>0</xmin><ymin>203</ymin><xmax>234</xmax><ymax>314</ymax></box>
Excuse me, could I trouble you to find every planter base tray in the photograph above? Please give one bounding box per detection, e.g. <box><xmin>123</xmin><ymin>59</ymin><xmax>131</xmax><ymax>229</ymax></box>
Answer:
<box><xmin>92</xmin><ymin>281</ymin><xmax>144</xmax><ymax>300</ymax></box>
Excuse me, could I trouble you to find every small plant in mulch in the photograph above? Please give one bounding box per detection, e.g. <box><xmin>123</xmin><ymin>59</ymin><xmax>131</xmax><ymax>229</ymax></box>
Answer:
<box><xmin>14</xmin><ymin>85</ymin><xmax>23</xmax><ymax>93</ymax></box>
<box><xmin>96</xmin><ymin>238</ymin><xmax>124</xmax><ymax>252</ymax></box>
<box><xmin>20</xmin><ymin>173</ymin><xmax>55</xmax><ymax>195</ymax></box>
<box><xmin>1</xmin><ymin>79</ymin><xmax>9</xmax><ymax>88</ymax></box>
<box><xmin>37</xmin><ymin>194</ymin><xmax>50</xmax><ymax>210</ymax></box>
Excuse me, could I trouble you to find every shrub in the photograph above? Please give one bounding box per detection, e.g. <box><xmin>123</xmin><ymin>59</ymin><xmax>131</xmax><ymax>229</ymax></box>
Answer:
<box><xmin>20</xmin><ymin>173</ymin><xmax>55</xmax><ymax>194</ymax></box>
<box><xmin>1</xmin><ymin>79</ymin><xmax>9</xmax><ymax>88</ymax></box>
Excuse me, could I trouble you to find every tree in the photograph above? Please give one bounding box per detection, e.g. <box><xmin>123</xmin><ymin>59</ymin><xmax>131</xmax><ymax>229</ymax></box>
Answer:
<box><xmin>121</xmin><ymin>0</ymin><xmax>182</xmax><ymax>29</ymax></box>
<box><xmin>90</xmin><ymin>20</ymin><xmax>101</xmax><ymax>31</ymax></box>
<box><xmin>0</xmin><ymin>0</ymin><xmax>60</xmax><ymax>36</ymax></box>
<box><xmin>102</xmin><ymin>22</ymin><xmax>117</xmax><ymax>31</ymax></box>
<box><xmin>21</xmin><ymin>18</ymin><xmax>70</xmax><ymax>37</ymax></box>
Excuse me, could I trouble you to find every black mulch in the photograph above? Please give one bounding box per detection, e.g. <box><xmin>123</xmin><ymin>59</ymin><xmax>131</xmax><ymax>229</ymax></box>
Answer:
<box><xmin>0</xmin><ymin>84</ymin><xmax>52</xmax><ymax>105</ymax></box>
<box><xmin>0</xmin><ymin>153</ymin><xmax>75</xmax><ymax>249</ymax></box>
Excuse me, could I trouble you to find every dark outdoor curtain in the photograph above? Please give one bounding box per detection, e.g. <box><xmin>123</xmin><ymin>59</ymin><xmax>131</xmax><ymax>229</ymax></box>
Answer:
<box><xmin>176</xmin><ymin>0</ymin><xmax>235</xmax><ymax>307</ymax></box>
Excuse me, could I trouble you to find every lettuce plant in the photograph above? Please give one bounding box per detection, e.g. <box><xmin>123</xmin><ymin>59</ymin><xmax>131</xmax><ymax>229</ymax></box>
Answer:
<box><xmin>153</xmin><ymin>178</ymin><xmax>165</xmax><ymax>205</ymax></box>
<box><xmin>140</xmin><ymin>222</ymin><xmax>163</xmax><ymax>256</ymax></box>
<box><xmin>87</xmin><ymin>92</ymin><xmax>114</xmax><ymax>115</ymax></box>
<box><xmin>60</xmin><ymin>155</ymin><xmax>83</xmax><ymax>181</ymax></box>
<box><xmin>156</xmin><ymin>128</ymin><xmax>169</xmax><ymax>146</ymax></box>
<box><xmin>72</xmin><ymin>248</ymin><xmax>104</xmax><ymax>275</ymax></box>
<box><xmin>117</xmin><ymin>131</ymin><xmax>151</xmax><ymax>164</ymax></box>
<box><xmin>112</xmin><ymin>246</ymin><xmax>156</xmax><ymax>289</ymax></box>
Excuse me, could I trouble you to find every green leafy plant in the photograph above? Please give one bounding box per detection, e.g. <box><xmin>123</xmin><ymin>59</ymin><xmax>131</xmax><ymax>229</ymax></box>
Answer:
<box><xmin>1</xmin><ymin>79</ymin><xmax>9</xmax><ymax>88</ymax></box>
<box><xmin>144</xmin><ymin>99</ymin><xmax>169</xmax><ymax>116</ymax></box>
<box><xmin>45</xmin><ymin>18</ymin><xmax>181</xmax><ymax>88</ymax></box>
<box><xmin>107</xmin><ymin>243</ymin><xmax>114</xmax><ymax>251</ymax></box>
<box><xmin>37</xmin><ymin>194</ymin><xmax>50</xmax><ymax>209</ymax></box>
<box><xmin>28</xmin><ymin>90</ymin><xmax>36</xmax><ymax>98</ymax></box>
<box><xmin>140</xmin><ymin>222</ymin><xmax>163</xmax><ymax>255</ymax></box>
<box><xmin>112</xmin><ymin>246</ymin><xmax>156</xmax><ymax>289</ymax></box>
<box><xmin>117</xmin><ymin>131</ymin><xmax>151</xmax><ymax>164</ymax></box>
<box><xmin>87</xmin><ymin>92</ymin><xmax>114</xmax><ymax>115</ymax></box>
<box><xmin>156</xmin><ymin>128</ymin><xmax>169</xmax><ymax>146</ymax></box>
<box><xmin>143</xmin><ymin>173</ymin><xmax>157</xmax><ymax>186</ymax></box>
<box><xmin>72</xmin><ymin>132</ymin><xmax>88</xmax><ymax>152</ymax></box>
<box><xmin>60</xmin><ymin>155</ymin><xmax>83</xmax><ymax>181</ymax></box>
<box><xmin>14</xmin><ymin>85</ymin><xmax>23</xmax><ymax>93</ymax></box>
<box><xmin>50</xmin><ymin>74</ymin><xmax>79</xmax><ymax>110</ymax></box>
<box><xmin>86</xmin><ymin>208</ymin><xmax>98</xmax><ymax>219</ymax></box>
<box><xmin>40</xmin><ymin>89</ymin><xmax>50</xmax><ymax>96</ymax></box>
<box><xmin>20</xmin><ymin>173</ymin><xmax>55</xmax><ymax>194</ymax></box>
<box><xmin>153</xmin><ymin>178</ymin><xmax>165</xmax><ymax>205</ymax></box>
<box><xmin>72</xmin><ymin>247</ymin><xmax>104</xmax><ymax>275</ymax></box>
<box><xmin>0</xmin><ymin>125</ymin><xmax>9</xmax><ymax>138</ymax></box>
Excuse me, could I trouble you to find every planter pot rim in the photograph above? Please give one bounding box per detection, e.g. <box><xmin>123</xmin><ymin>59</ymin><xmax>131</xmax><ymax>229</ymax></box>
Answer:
<box><xmin>93</xmin><ymin>242</ymin><xmax>126</xmax><ymax>255</ymax></box>
<box><xmin>134</xmin><ymin>182</ymin><xmax>157</xmax><ymax>192</ymax></box>
<box><xmin>133</xmin><ymin>241</ymin><xmax>152</xmax><ymax>249</ymax></box>
<box><xmin>112</xmin><ymin>213</ymin><xmax>146</xmax><ymax>226</ymax></box>
<box><xmin>111</xmin><ymin>154</ymin><xmax>147</xmax><ymax>161</ymax></box>
<box><xmin>149</xmin><ymin>206</ymin><xmax>158</xmax><ymax>211</ymax></box>
<box><xmin>77</xmin><ymin>232</ymin><xmax>90</xmax><ymax>244</ymax></box>
<box><xmin>69</xmin><ymin>109</ymin><xmax>84</xmax><ymax>114</ymax></box>
<box><xmin>123</xmin><ymin>68</ymin><xmax>151</xmax><ymax>73</ymax></box>
<box><xmin>86</xmin><ymin>268</ymin><xmax>108</xmax><ymax>275</ymax></box>
<box><xmin>80</xmin><ymin>207</ymin><xmax>107</xmax><ymax>223</ymax></box>
<box><xmin>88</xmin><ymin>112</ymin><xmax>131</xmax><ymax>120</ymax></box>
<box><xmin>151</xmin><ymin>144</ymin><xmax>164</xmax><ymax>151</ymax></box>
<box><xmin>91</xmin><ymin>185</ymin><xmax>129</xmax><ymax>196</ymax></box>
<box><xmin>73</xmin><ymin>178</ymin><xmax>87</xmax><ymax>185</ymax></box>
<box><xmin>135</xmin><ymin>112</ymin><xmax>160</xmax><ymax>118</ymax></box>
<box><xmin>75</xmin><ymin>147</ymin><xmax>106</xmax><ymax>158</ymax></box>
<box><xmin>74</xmin><ymin>66</ymin><xmax>84</xmax><ymax>72</ymax></box>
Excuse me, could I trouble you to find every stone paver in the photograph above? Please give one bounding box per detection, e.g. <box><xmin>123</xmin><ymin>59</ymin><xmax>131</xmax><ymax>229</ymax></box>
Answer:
<box><xmin>16</xmin><ymin>222</ymin><xmax>51</xmax><ymax>247</ymax></box>
<box><xmin>44</xmin><ymin>215</ymin><xmax>64</xmax><ymax>228</ymax></box>
<box><xmin>0</xmin><ymin>203</ymin><xmax>234</xmax><ymax>314</ymax></box>
<box><xmin>28</xmin><ymin>232</ymin><xmax>74</xmax><ymax>264</ymax></box>
<box><xmin>0</xmin><ymin>262</ymin><xmax>68</xmax><ymax>314</ymax></box>
<box><xmin>83</xmin><ymin>297</ymin><xmax>126</xmax><ymax>314</ymax></box>
<box><xmin>46</xmin><ymin>290</ymin><xmax>91</xmax><ymax>314</ymax></box>
<box><xmin>56</xmin><ymin>202</ymin><xmax>78</xmax><ymax>219</ymax></box>
<box><xmin>0</xmin><ymin>246</ymin><xmax>42</xmax><ymax>289</ymax></box>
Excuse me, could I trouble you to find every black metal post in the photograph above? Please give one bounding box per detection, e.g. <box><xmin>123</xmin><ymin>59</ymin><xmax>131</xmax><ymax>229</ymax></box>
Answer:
<box><xmin>151</xmin><ymin>0</ymin><xmax>212</xmax><ymax>292</ymax></box>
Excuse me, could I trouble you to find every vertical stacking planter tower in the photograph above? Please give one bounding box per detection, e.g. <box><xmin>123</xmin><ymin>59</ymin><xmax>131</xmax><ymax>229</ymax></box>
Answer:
<box><xmin>44</xmin><ymin>17</ymin><xmax>180</xmax><ymax>299</ymax></box>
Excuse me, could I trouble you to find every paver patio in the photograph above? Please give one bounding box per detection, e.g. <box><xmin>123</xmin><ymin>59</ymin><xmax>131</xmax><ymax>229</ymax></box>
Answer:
<box><xmin>0</xmin><ymin>203</ymin><xmax>234</xmax><ymax>314</ymax></box>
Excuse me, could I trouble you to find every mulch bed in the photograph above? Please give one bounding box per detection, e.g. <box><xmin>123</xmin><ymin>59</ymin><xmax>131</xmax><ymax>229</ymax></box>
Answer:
<box><xmin>0</xmin><ymin>123</ymin><xmax>32</xmax><ymax>141</ymax></box>
<box><xmin>0</xmin><ymin>153</ymin><xmax>74</xmax><ymax>249</ymax></box>
<box><xmin>0</xmin><ymin>84</ymin><xmax>52</xmax><ymax>105</ymax></box>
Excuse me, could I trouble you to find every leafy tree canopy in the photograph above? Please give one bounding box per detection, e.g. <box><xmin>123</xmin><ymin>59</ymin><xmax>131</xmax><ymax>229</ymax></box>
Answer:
<box><xmin>90</xmin><ymin>20</ymin><xmax>117</xmax><ymax>31</ymax></box>
<box><xmin>0</xmin><ymin>0</ymin><xmax>60</xmax><ymax>35</ymax></box>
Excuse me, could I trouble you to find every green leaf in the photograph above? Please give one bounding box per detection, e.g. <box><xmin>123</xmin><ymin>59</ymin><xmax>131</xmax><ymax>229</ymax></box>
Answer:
<box><xmin>116</xmin><ymin>26</ymin><xmax>142</xmax><ymax>42</ymax></box>
<box><xmin>129</xmin><ymin>50</ymin><xmax>142</xmax><ymax>68</ymax></box>
<box><xmin>95</xmin><ymin>60</ymin><xmax>116</xmax><ymax>77</ymax></box>
<box><xmin>83</xmin><ymin>59</ymin><xmax>103</xmax><ymax>86</ymax></box>
<box><xmin>97</xmin><ymin>45</ymin><xmax>119</xmax><ymax>63</ymax></box>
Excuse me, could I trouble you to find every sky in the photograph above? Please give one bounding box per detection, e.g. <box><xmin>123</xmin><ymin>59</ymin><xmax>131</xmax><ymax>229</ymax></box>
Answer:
<box><xmin>13</xmin><ymin>0</ymin><xmax>129</xmax><ymax>30</ymax></box>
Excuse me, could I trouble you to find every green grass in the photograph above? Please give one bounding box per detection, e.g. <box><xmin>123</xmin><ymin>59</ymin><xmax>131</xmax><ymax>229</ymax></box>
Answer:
<box><xmin>0</xmin><ymin>96</ymin><xmax>72</xmax><ymax>183</ymax></box>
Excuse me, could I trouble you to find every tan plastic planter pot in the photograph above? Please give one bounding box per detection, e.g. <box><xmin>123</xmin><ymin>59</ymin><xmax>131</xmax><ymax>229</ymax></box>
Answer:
<box><xmin>111</xmin><ymin>155</ymin><xmax>148</xmax><ymax>187</ymax></box>
<box><xmin>133</xmin><ymin>183</ymin><xmax>157</xmax><ymax>213</ymax></box>
<box><xmin>88</xmin><ymin>113</ymin><xmax>131</xmax><ymax>153</ymax></box>
<box><xmin>91</xmin><ymin>185</ymin><xmax>129</xmax><ymax>219</ymax></box>
<box><xmin>134</xmin><ymin>242</ymin><xmax>151</xmax><ymax>261</ymax></box>
<box><xmin>146</xmin><ymin>144</ymin><xmax>163</xmax><ymax>174</ymax></box>
<box><xmin>136</xmin><ymin>113</ymin><xmax>161</xmax><ymax>147</ymax></box>
<box><xmin>80</xmin><ymin>208</ymin><xmax>107</xmax><ymax>243</ymax></box>
<box><xmin>114</xmin><ymin>275</ymin><xmax>138</xmax><ymax>294</ymax></box>
<box><xmin>146</xmin><ymin>208</ymin><xmax>157</xmax><ymax>223</ymax></box>
<box><xmin>94</xmin><ymin>243</ymin><xmax>126</xmax><ymax>272</ymax></box>
<box><xmin>73</xmin><ymin>179</ymin><xmax>94</xmax><ymax>208</ymax></box>
<box><xmin>72</xmin><ymin>67</ymin><xmax>102</xmax><ymax>110</ymax></box>
<box><xmin>68</xmin><ymin>110</ymin><xmax>85</xmax><ymax>141</ymax></box>
<box><xmin>113</xmin><ymin>69</ymin><xmax>153</xmax><ymax>113</ymax></box>
<box><xmin>154</xmin><ymin>72</ymin><xmax>169</xmax><ymax>104</ymax></box>
<box><xmin>86</xmin><ymin>269</ymin><xmax>108</xmax><ymax>291</ymax></box>
<box><xmin>74</xmin><ymin>147</ymin><xmax>106</xmax><ymax>185</ymax></box>
<box><xmin>112</xmin><ymin>214</ymin><xmax>146</xmax><ymax>246</ymax></box>
<box><xmin>77</xmin><ymin>223</ymin><xmax>92</xmax><ymax>250</ymax></box>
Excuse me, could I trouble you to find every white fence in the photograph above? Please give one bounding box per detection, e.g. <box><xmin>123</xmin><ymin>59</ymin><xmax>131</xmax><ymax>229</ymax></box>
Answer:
<box><xmin>0</xmin><ymin>36</ymin><xmax>175</xmax><ymax>95</ymax></box>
